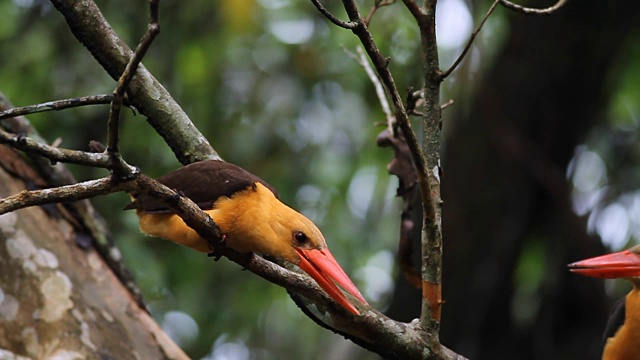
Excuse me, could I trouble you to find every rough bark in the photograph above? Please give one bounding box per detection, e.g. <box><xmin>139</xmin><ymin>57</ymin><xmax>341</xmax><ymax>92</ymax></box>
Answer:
<box><xmin>0</xmin><ymin>147</ymin><xmax>188</xmax><ymax>359</ymax></box>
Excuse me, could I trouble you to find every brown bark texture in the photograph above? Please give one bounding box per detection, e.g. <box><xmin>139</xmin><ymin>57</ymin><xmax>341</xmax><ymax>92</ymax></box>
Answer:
<box><xmin>0</xmin><ymin>147</ymin><xmax>188</xmax><ymax>359</ymax></box>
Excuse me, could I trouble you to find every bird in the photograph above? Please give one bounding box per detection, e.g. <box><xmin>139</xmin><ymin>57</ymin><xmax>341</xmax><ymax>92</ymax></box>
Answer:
<box><xmin>124</xmin><ymin>159</ymin><xmax>368</xmax><ymax>315</ymax></box>
<box><xmin>569</xmin><ymin>245</ymin><xmax>640</xmax><ymax>360</ymax></box>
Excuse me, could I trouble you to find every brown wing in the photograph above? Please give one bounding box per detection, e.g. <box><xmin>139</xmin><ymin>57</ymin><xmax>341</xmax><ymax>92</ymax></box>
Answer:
<box><xmin>124</xmin><ymin>160</ymin><xmax>277</xmax><ymax>213</ymax></box>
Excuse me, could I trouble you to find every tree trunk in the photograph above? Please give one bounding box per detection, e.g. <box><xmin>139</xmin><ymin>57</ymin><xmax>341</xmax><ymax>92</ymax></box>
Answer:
<box><xmin>0</xmin><ymin>145</ymin><xmax>188</xmax><ymax>359</ymax></box>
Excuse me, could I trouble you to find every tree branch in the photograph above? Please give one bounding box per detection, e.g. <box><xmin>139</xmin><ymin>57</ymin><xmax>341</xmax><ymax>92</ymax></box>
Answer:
<box><xmin>409</xmin><ymin>0</ymin><xmax>444</xmax><ymax>331</ymax></box>
<box><xmin>499</xmin><ymin>0</ymin><xmax>568</xmax><ymax>15</ymax></box>
<box><xmin>310</xmin><ymin>0</ymin><xmax>358</xmax><ymax>29</ymax></box>
<box><xmin>0</xmin><ymin>177</ymin><xmax>135</xmax><ymax>215</ymax></box>
<box><xmin>401</xmin><ymin>0</ymin><xmax>426</xmax><ymax>21</ymax></box>
<box><xmin>338</xmin><ymin>1</ymin><xmax>434</xmax><ymax>236</ymax></box>
<box><xmin>364</xmin><ymin>0</ymin><xmax>396</xmax><ymax>27</ymax></box>
<box><xmin>106</xmin><ymin>0</ymin><xmax>160</xmax><ymax>178</ymax></box>
<box><xmin>337</xmin><ymin>0</ymin><xmax>443</xmax><ymax>330</ymax></box>
<box><xmin>440</xmin><ymin>0</ymin><xmax>500</xmax><ymax>80</ymax></box>
<box><xmin>0</xmin><ymin>129</ymin><xmax>114</xmax><ymax>168</ymax></box>
<box><xmin>0</xmin><ymin>95</ymin><xmax>114</xmax><ymax>120</ymax></box>
<box><xmin>49</xmin><ymin>0</ymin><xmax>219</xmax><ymax>164</ymax></box>
<box><xmin>345</xmin><ymin>45</ymin><xmax>395</xmax><ymax>136</ymax></box>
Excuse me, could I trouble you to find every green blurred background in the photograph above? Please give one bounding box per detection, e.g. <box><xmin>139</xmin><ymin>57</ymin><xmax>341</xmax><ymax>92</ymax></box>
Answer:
<box><xmin>3</xmin><ymin>0</ymin><xmax>640</xmax><ymax>359</ymax></box>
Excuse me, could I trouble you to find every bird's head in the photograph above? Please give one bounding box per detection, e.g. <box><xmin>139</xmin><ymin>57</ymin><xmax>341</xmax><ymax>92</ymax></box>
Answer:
<box><xmin>569</xmin><ymin>245</ymin><xmax>640</xmax><ymax>281</ymax></box>
<box><xmin>268</xmin><ymin>208</ymin><xmax>368</xmax><ymax>315</ymax></box>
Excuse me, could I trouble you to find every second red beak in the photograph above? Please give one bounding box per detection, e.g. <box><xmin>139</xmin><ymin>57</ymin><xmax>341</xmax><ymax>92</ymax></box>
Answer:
<box><xmin>568</xmin><ymin>249</ymin><xmax>640</xmax><ymax>278</ymax></box>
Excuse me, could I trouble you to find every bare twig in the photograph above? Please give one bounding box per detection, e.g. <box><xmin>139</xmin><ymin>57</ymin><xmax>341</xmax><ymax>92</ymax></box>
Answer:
<box><xmin>364</xmin><ymin>0</ymin><xmax>396</xmax><ymax>27</ymax></box>
<box><xmin>339</xmin><ymin>0</ymin><xmax>445</xmax><ymax>341</ymax></box>
<box><xmin>106</xmin><ymin>0</ymin><xmax>160</xmax><ymax>177</ymax></box>
<box><xmin>440</xmin><ymin>0</ymin><xmax>500</xmax><ymax>80</ymax></box>
<box><xmin>49</xmin><ymin>0</ymin><xmax>219</xmax><ymax>164</ymax></box>
<box><xmin>346</xmin><ymin>45</ymin><xmax>395</xmax><ymax>136</ymax></box>
<box><xmin>0</xmin><ymin>95</ymin><xmax>114</xmax><ymax>121</ymax></box>
<box><xmin>340</xmin><ymin>0</ymin><xmax>447</xmax><ymax>342</ymax></box>
<box><xmin>114</xmin><ymin>0</ymin><xmax>160</xmax><ymax>95</ymax></box>
<box><xmin>0</xmin><ymin>177</ymin><xmax>135</xmax><ymax>215</ymax></box>
<box><xmin>350</xmin><ymin>40</ymin><xmax>428</xmax><ymax>292</ymax></box>
<box><xmin>0</xmin><ymin>129</ymin><xmax>113</xmax><ymax>168</ymax></box>
<box><xmin>440</xmin><ymin>99</ymin><xmax>454</xmax><ymax>110</ymax></box>
<box><xmin>0</xmin><ymin>94</ymin><xmax>149</xmax><ymax>312</ymax></box>
<box><xmin>310</xmin><ymin>0</ymin><xmax>358</xmax><ymax>29</ymax></box>
<box><xmin>339</xmin><ymin>0</ymin><xmax>431</xmax><ymax>213</ymax></box>
<box><xmin>499</xmin><ymin>0</ymin><xmax>568</xmax><ymax>14</ymax></box>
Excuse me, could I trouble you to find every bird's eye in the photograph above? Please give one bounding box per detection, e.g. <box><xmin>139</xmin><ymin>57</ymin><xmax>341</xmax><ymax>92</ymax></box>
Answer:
<box><xmin>293</xmin><ymin>231</ymin><xmax>308</xmax><ymax>245</ymax></box>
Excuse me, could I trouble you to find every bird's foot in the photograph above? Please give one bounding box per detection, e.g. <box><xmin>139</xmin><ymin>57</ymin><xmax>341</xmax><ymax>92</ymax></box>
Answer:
<box><xmin>207</xmin><ymin>234</ymin><xmax>228</xmax><ymax>261</ymax></box>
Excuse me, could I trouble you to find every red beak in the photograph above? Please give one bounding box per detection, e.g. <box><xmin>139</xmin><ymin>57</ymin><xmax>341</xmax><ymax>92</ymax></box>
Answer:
<box><xmin>295</xmin><ymin>248</ymin><xmax>368</xmax><ymax>315</ymax></box>
<box><xmin>568</xmin><ymin>249</ymin><xmax>640</xmax><ymax>278</ymax></box>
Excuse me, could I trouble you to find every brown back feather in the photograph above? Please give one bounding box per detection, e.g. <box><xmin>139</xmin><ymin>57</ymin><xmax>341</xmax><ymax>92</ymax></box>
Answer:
<box><xmin>124</xmin><ymin>160</ymin><xmax>277</xmax><ymax>213</ymax></box>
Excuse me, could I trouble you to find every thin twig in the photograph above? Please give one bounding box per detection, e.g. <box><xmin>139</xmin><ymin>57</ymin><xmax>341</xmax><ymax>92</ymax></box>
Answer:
<box><xmin>340</xmin><ymin>0</ymin><xmax>435</xmax><ymax>254</ymax></box>
<box><xmin>114</xmin><ymin>0</ymin><xmax>160</xmax><ymax>96</ymax></box>
<box><xmin>340</xmin><ymin>0</ymin><xmax>444</xmax><ymax>333</ymax></box>
<box><xmin>107</xmin><ymin>0</ymin><xmax>160</xmax><ymax>175</ymax></box>
<box><xmin>0</xmin><ymin>95</ymin><xmax>114</xmax><ymax>121</ymax></box>
<box><xmin>310</xmin><ymin>0</ymin><xmax>359</xmax><ymax>29</ymax></box>
<box><xmin>440</xmin><ymin>99</ymin><xmax>454</xmax><ymax>110</ymax></box>
<box><xmin>50</xmin><ymin>0</ymin><xmax>218</xmax><ymax>164</ymax></box>
<box><xmin>0</xmin><ymin>129</ymin><xmax>113</xmax><ymax>168</ymax></box>
<box><xmin>0</xmin><ymin>177</ymin><xmax>135</xmax><ymax>215</ymax></box>
<box><xmin>499</xmin><ymin>0</ymin><xmax>568</xmax><ymax>14</ymax></box>
<box><xmin>341</xmin><ymin>0</ymin><xmax>428</xmax><ymax>190</ymax></box>
<box><xmin>440</xmin><ymin>0</ymin><xmax>500</xmax><ymax>80</ymax></box>
<box><xmin>346</xmin><ymin>45</ymin><xmax>395</xmax><ymax>136</ymax></box>
<box><xmin>364</xmin><ymin>0</ymin><xmax>396</xmax><ymax>27</ymax></box>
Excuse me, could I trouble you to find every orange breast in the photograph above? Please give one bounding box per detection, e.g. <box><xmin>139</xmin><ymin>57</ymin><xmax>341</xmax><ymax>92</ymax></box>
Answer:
<box><xmin>603</xmin><ymin>289</ymin><xmax>640</xmax><ymax>360</ymax></box>
<box><xmin>135</xmin><ymin>183</ymin><xmax>277</xmax><ymax>254</ymax></box>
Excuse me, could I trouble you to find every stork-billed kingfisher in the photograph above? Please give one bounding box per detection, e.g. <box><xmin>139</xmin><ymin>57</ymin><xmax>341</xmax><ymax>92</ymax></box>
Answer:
<box><xmin>569</xmin><ymin>245</ymin><xmax>640</xmax><ymax>359</ymax></box>
<box><xmin>125</xmin><ymin>160</ymin><xmax>368</xmax><ymax>315</ymax></box>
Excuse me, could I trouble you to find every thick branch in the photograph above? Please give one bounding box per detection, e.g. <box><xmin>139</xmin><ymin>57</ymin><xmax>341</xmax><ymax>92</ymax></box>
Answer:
<box><xmin>401</xmin><ymin>0</ymin><xmax>425</xmax><ymax>21</ymax></box>
<box><xmin>49</xmin><ymin>0</ymin><xmax>219</xmax><ymax>164</ymax></box>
